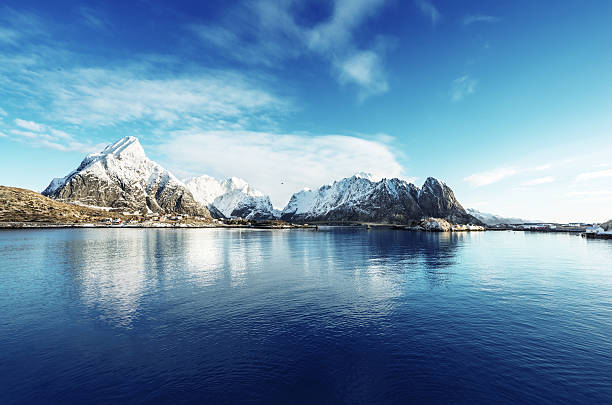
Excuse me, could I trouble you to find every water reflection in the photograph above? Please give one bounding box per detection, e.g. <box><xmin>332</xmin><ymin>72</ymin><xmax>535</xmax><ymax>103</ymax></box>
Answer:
<box><xmin>51</xmin><ymin>228</ymin><xmax>466</xmax><ymax>328</ymax></box>
<box><xmin>4</xmin><ymin>228</ymin><xmax>612</xmax><ymax>404</ymax></box>
<box><xmin>65</xmin><ymin>230</ymin><xmax>147</xmax><ymax>327</ymax></box>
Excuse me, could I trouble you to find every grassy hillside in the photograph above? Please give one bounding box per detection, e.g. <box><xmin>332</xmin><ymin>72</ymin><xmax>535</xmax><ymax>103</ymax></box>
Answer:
<box><xmin>0</xmin><ymin>186</ymin><xmax>124</xmax><ymax>223</ymax></box>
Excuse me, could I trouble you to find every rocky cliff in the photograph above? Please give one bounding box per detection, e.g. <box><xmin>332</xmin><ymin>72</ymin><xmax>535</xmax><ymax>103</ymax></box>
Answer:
<box><xmin>185</xmin><ymin>175</ymin><xmax>278</xmax><ymax>220</ymax></box>
<box><xmin>280</xmin><ymin>174</ymin><xmax>481</xmax><ymax>225</ymax></box>
<box><xmin>42</xmin><ymin>137</ymin><xmax>210</xmax><ymax>217</ymax></box>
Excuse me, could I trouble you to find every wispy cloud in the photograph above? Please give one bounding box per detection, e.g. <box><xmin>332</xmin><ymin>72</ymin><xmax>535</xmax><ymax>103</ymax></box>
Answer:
<box><xmin>0</xmin><ymin>53</ymin><xmax>289</xmax><ymax>128</ymax></box>
<box><xmin>46</xmin><ymin>68</ymin><xmax>288</xmax><ymax>127</ymax></box>
<box><xmin>337</xmin><ymin>50</ymin><xmax>389</xmax><ymax>100</ymax></box>
<box><xmin>451</xmin><ymin>75</ymin><xmax>477</xmax><ymax>102</ymax></box>
<box><xmin>160</xmin><ymin>130</ymin><xmax>405</xmax><ymax>207</ymax></box>
<box><xmin>576</xmin><ymin>169</ymin><xmax>612</xmax><ymax>182</ymax></box>
<box><xmin>464</xmin><ymin>167</ymin><xmax>518</xmax><ymax>187</ymax></box>
<box><xmin>415</xmin><ymin>0</ymin><xmax>441</xmax><ymax>26</ymax></box>
<box><xmin>0</xmin><ymin>26</ymin><xmax>20</xmax><ymax>45</ymax></box>
<box><xmin>463</xmin><ymin>14</ymin><xmax>500</xmax><ymax>26</ymax></box>
<box><xmin>188</xmin><ymin>0</ymin><xmax>391</xmax><ymax>100</ymax></box>
<box><xmin>15</xmin><ymin>118</ymin><xmax>44</xmax><ymax>132</ymax></box>
<box><xmin>6</xmin><ymin>118</ymin><xmax>106</xmax><ymax>153</ymax></box>
<box><xmin>520</xmin><ymin>176</ymin><xmax>555</xmax><ymax>186</ymax></box>
<box><xmin>76</xmin><ymin>6</ymin><xmax>111</xmax><ymax>31</ymax></box>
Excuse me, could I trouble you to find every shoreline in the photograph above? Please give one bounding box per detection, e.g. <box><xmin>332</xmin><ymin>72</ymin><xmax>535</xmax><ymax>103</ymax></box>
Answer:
<box><xmin>1</xmin><ymin>222</ymin><xmax>608</xmax><ymax>239</ymax></box>
<box><xmin>0</xmin><ymin>221</ymin><xmax>316</xmax><ymax>230</ymax></box>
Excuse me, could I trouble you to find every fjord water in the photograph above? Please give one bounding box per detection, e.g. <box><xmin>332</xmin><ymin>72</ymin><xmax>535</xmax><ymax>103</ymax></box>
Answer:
<box><xmin>1</xmin><ymin>229</ymin><xmax>611</xmax><ymax>404</ymax></box>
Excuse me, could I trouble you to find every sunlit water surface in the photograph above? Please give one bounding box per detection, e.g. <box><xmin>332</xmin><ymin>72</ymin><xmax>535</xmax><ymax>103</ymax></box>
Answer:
<box><xmin>1</xmin><ymin>228</ymin><xmax>611</xmax><ymax>404</ymax></box>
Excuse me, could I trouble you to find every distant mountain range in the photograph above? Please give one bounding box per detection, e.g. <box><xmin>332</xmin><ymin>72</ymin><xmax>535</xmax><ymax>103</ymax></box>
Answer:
<box><xmin>185</xmin><ymin>175</ymin><xmax>277</xmax><ymax>220</ymax></box>
<box><xmin>281</xmin><ymin>173</ymin><xmax>478</xmax><ymax>225</ymax></box>
<box><xmin>41</xmin><ymin>136</ymin><xmax>482</xmax><ymax>225</ymax></box>
<box><xmin>466</xmin><ymin>208</ymin><xmax>538</xmax><ymax>225</ymax></box>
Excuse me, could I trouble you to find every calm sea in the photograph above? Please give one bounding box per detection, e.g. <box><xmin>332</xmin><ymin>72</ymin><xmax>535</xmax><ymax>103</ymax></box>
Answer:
<box><xmin>1</xmin><ymin>228</ymin><xmax>611</xmax><ymax>404</ymax></box>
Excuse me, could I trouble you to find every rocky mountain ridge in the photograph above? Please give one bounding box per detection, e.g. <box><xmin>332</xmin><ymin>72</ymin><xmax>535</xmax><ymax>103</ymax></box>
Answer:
<box><xmin>42</xmin><ymin>137</ymin><xmax>210</xmax><ymax>218</ymax></box>
<box><xmin>466</xmin><ymin>208</ymin><xmax>538</xmax><ymax>225</ymax></box>
<box><xmin>185</xmin><ymin>175</ymin><xmax>278</xmax><ymax>220</ymax></box>
<box><xmin>40</xmin><ymin>136</ymin><xmax>480</xmax><ymax>225</ymax></box>
<box><xmin>281</xmin><ymin>174</ymin><xmax>480</xmax><ymax>225</ymax></box>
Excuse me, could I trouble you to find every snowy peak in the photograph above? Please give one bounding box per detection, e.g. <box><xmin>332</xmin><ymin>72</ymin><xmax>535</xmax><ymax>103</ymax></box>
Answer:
<box><xmin>185</xmin><ymin>175</ymin><xmax>225</xmax><ymax>206</ymax></box>
<box><xmin>466</xmin><ymin>208</ymin><xmax>537</xmax><ymax>225</ymax></box>
<box><xmin>281</xmin><ymin>174</ymin><xmax>480</xmax><ymax>225</ymax></box>
<box><xmin>100</xmin><ymin>136</ymin><xmax>146</xmax><ymax>160</ymax></box>
<box><xmin>221</xmin><ymin>177</ymin><xmax>264</xmax><ymax>197</ymax></box>
<box><xmin>352</xmin><ymin>172</ymin><xmax>380</xmax><ymax>182</ymax></box>
<box><xmin>42</xmin><ymin>136</ymin><xmax>209</xmax><ymax>217</ymax></box>
<box><xmin>185</xmin><ymin>175</ymin><xmax>276</xmax><ymax>220</ymax></box>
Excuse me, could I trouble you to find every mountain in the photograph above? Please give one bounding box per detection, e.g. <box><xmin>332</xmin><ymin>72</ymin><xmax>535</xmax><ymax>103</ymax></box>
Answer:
<box><xmin>466</xmin><ymin>208</ymin><xmax>536</xmax><ymax>225</ymax></box>
<box><xmin>185</xmin><ymin>175</ymin><xmax>278</xmax><ymax>220</ymax></box>
<box><xmin>1</xmin><ymin>185</ymin><xmax>124</xmax><ymax>224</ymax></box>
<box><xmin>280</xmin><ymin>174</ymin><xmax>480</xmax><ymax>225</ymax></box>
<box><xmin>602</xmin><ymin>219</ymin><xmax>612</xmax><ymax>231</ymax></box>
<box><xmin>42</xmin><ymin>137</ymin><xmax>210</xmax><ymax>217</ymax></box>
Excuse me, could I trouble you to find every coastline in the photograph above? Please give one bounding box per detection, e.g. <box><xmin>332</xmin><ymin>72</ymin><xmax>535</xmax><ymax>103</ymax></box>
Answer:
<box><xmin>0</xmin><ymin>221</ymin><xmax>316</xmax><ymax>230</ymax></box>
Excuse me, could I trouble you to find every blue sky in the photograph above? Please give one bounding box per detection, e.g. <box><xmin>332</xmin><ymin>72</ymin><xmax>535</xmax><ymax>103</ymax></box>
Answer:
<box><xmin>1</xmin><ymin>0</ymin><xmax>611</xmax><ymax>222</ymax></box>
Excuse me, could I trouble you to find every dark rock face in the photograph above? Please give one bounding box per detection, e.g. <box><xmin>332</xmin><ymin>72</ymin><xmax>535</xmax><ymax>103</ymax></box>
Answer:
<box><xmin>42</xmin><ymin>136</ymin><xmax>211</xmax><ymax>218</ymax></box>
<box><xmin>206</xmin><ymin>205</ymin><xmax>226</xmax><ymax>219</ymax></box>
<box><xmin>45</xmin><ymin>171</ymin><xmax>209</xmax><ymax>217</ymax></box>
<box><xmin>417</xmin><ymin>177</ymin><xmax>476</xmax><ymax>224</ymax></box>
<box><xmin>281</xmin><ymin>176</ymin><xmax>482</xmax><ymax>225</ymax></box>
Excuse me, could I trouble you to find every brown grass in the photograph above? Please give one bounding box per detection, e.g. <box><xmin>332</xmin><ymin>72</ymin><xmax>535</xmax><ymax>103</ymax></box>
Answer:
<box><xmin>0</xmin><ymin>186</ymin><xmax>124</xmax><ymax>224</ymax></box>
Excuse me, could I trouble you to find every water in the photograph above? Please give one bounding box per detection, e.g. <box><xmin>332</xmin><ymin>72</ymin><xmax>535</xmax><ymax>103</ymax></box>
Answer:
<box><xmin>1</xmin><ymin>228</ymin><xmax>611</xmax><ymax>404</ymax></box>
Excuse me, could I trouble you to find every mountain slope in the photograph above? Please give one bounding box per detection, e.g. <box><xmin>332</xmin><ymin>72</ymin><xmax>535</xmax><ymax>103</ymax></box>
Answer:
<box><xmin>466</xmin><ymin>208</ymin><xmax>536</xmax><ymax>225</ymax></box>
<box><xmin>0</xmin><ymin>186</ymin><xmax>125</xmax><ymax>223</ymax></box>
<box><xmin>281</xmin><ymin>174</ymin><xmax>480</xmax><ymax>225</ymax></box>
<box><xmin>42</xmin><ymin>137</ymin><xmax>210</xmax><ymax>217</ymax></box>
<box><xmin>185</xmin><ymin>176</ymin><xmax>277</xmax><ymax>220</ymax></box>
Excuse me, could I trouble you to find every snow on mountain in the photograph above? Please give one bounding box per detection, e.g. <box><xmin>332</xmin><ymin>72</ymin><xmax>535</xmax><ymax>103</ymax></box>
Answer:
<box><xmin>185</xmin><ymin>175</ymin><xmax>277</xmax><ymax>220</ymax></box>
<box><xmin>466</xmin><ymin>208</ymin><xmax>535</xmax><ymax>225</ymax></box>
<box><xmin>42</xmin><ymin>136</ymin><xmax>210</xmax><ymax>217</ymax></box>
<box><xmin>281</xmin><ymin>174</ymin><xmax>479</xmax><ymax>225</ymax></box>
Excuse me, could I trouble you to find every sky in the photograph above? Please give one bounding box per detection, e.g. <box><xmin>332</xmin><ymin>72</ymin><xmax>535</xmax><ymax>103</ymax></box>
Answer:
<box><xmin>0</xmin><ymin>0</ymin><xmax>611</xmax><ymax>222</ymax></box>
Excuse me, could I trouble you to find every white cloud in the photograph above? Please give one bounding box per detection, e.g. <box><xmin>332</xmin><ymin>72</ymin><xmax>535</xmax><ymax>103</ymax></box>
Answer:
<box><xmin>576</xmin><ymin>169</ymin><xmax>612</xmax><ymax>182</ymax></box>
<box><xmin>520</xmin><ymin>176</ymin><xmax>555</xmax><ymax>186</ymax></box>
<box><xmin>415</xmin><ymin>0</ymin><xmax>441</xmax><ymax>26</ymax></box>
<box><xmin>463</xmin><ymin>14</ymin><xmax>500</xmax><ymax>26</ymax></box>
<box><xmin>337</xmin><ymin>51</ymin><xmax>389</xmax><ymax>99</ymax></box>
<box><xmin>159</xmin><ymin>130</ymin><xmax>405</xmax><ymax>208</ymax></box>
<box><xmin>30</xmin><ymin>67</ymin><xmax>288</xmax><ymax>127</ymax></box>
<box><xmin>451</xmin><ymin>75</ymin><xmax>477</xmax><ymax>102</ymax></box>
<box><xmin>0</xmin><ymin>107</ymin><xmax>7</xmax><ymax>117</ymax></box>
<box><xmin>14</xmin><ymin>118</ymin><xmax>44</xmax><ymax>132</ymax></box>
<box><xmin>188</xmin><ymin>0</ymin><xmax>390</xmax><ymax>99</ymax></box>
<box><xmin>7</xmin><ymin>120</ymin><xmax>103</xmax><ymax>153</ymax></box>
<box><xmin>464</xmin><ymin>167</ymin><xmax>518</xmax><ymax>187</ymax></box>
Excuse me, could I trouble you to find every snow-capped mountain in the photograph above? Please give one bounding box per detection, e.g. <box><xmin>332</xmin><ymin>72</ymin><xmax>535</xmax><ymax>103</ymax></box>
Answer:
<box><xmin>185</xmin><ymin>175</ymin><xmax>277</xmax><ymax>220</ymax></box>
<box><xmin>281</xmin><ymin>174</ymin><xmax>480</xmax><ymax>225</ymax></box>
<box><xmin>466</xmin><ymin>208</ymin><xmax>536</xmax><ymax>225</ymax></box>
<box><xmin>42</xmin><ymin>136</ymin><xmax>210</xmax><ymax>217</ymax></box>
